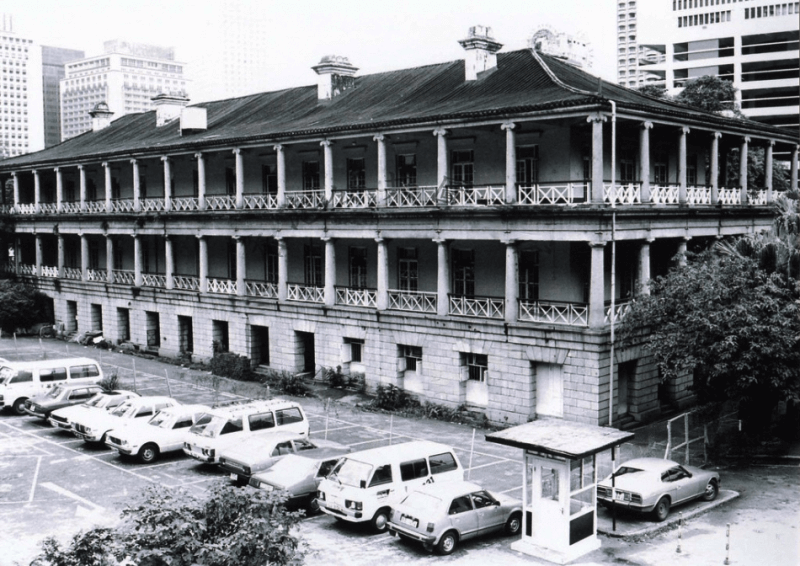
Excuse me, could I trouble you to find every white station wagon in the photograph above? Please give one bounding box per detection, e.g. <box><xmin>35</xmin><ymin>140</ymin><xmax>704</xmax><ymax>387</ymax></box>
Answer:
<box><xmin>106</xmin><ymin>404</ymin><xmax>210</xmax><ymax>463</ymax></box>
<box><xmin>71</xmin><ymin>395</ymin><xmax>179</xmax><ymax>443</ymax></box>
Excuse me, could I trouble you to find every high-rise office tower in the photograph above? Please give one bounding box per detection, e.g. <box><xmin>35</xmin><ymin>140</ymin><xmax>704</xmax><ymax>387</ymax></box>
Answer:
<box><xmin>41</xmin><ymin>46</ymin><xmax>84</xmax><ymax>147</ymax></box>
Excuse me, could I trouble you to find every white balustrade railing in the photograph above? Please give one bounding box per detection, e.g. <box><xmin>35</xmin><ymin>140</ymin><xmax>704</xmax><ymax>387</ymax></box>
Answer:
<box><xmin>85</xmin><ymin>201</ymin><xmax>107</xmax><ymax>213</ymax></box>
<box><xmin>173</xmin><ymin>275</ymin><xmax>200</xmax><ymax>291</ymax></box>
<box><xmin>243</xmin><ymin>194</ymin><xmax>278</xmax><ymax>210</ymax></box>
<box><xmin>0</xmin><ymin>205</ymin><xmax>10</xmax><ymax>214</ymax></box>
<box><xmin>40</xmin><ymin>202</ymin><xmax>58</xmax><ymax>214</ymax></box>
<box><xmin>288</xmin><ymin>283</ymin><xmax>324</xmax><ymax>303</ymax></box>
<box><xmin>41</xmin><ymin>266</ymin><xmax>59</xmax><ymax>277</ymax></box>
<box><xmin>285</xmin><ymin>190</ymin><xmax>325</xmax><ymax>209</ymax></box>
<box><xmin>141</xmin><ymin>198</ymin><xmax>165</xmax><ymax>212</ymax></box>
<box><xmin>142</xmin><ymin>273</ymin><xmax>166</xmax><ymax>287</ymax></box>
<box><xmin>208</xmin><ymin>278</ymin><xmax>237</xmax><ymax>295</ymax></box>
<box><xmin>113</xmin><ymin>270</ymin><xmax>134</xmax><ymax>285</ymax></box>
<box><xmin>448</xmin><ymin>185</ymin><xmax>505</xmax><ymax>206</ymax></box>
<box><xmin>89</xmin><ymin>269</ymin><xmax>110</xmax><ymax>282</ymax></box>
<box><xmin>331</xmin><ymin>190</ymin><xmax>377</xmax><ymax>209</ymax></box>
<box><xmin>112</xmin><ymin>199</ymin><xmax>136</xmax><ymax>213</ymax></box>
<box><xmin>388</xmin><ymin>290</ymin><xmax>437</xmax><ymax>313</ymax></box>
<box><xmin>603</xmin><ymin>183</ymin><xmax>641</xmax><ymax>205</ymax></box>
<box><xmin>519</xmin><ymin>300</ymin><xmax>588</xmax><ymax>326</ymax></box>
<box><xmin>718</xmin><ymin>187</ymin><xmax>741</xmax><ymax>205</ymax></box>
<box><xmin>61</xmin><ymin>201</ymin><xmax>81</xmax><ymax>213</ymax></box>
<box><xmin>650</xmin><ymin>185</ymin><xmax>680</xmax><ymax>204</ymax></box>
<box><xmin>63</xmin><ymin>267</ymin><xmax>82</xmax><ymax>280</ymax></box>
<box><xmin>517</xmin><ymin>182</ymin><xmax>586</xmax><ymax>205</ymax></box>
<box><xmin>246</xmin><ymin>280</ymin><xmax>278</xmax><ymax>298</ymax></box>
<box><xmin>335</xmin><ymin>287</ymin><xmax>377</xmax><ymax>307</ymax></box>
<box><xmin>205</xmin><ymin>195</ymin><xmax>236</xmax><ymax>211</ymax></box>
<box><xmin>449</xmin><ymin>295</ymin><xmax>504</xmax><ymax>319</ymax></box>
<box><xmin>687</xmin><ymin>186</ymin><xmax>711</xmax><ymax>205</ymax></box>
<box><xmin>1</xmin><ymin>261</ymin><xmax>14</xmax><ymax>273</ymax></box>
<box><xmin>605</xmin><ymin>300</ymin><xmax>633</xmax><ymax>324</ymax></box>
<box><xmin>386</xmin><ymin>186</ymin><xmax>438</xmax><ymax>207</ymax></box>
<box><xmin>171</xmin><ymin>197</ymin><xmax>200</xmax><ymax>211</ymax></box>
<box><xmin>749</xmin><ymin>190</ymin><xmax>767</xmax><ymax>205</ymax></box>
<box><xmin>18</xmin><ymin>264</ymin><xmax>35</xmax><ymax>275</ymax></box>
<box><xmin>16</xmin><ymin>204</ymin><xmax>36</xmax><ymax>215</ymax></box>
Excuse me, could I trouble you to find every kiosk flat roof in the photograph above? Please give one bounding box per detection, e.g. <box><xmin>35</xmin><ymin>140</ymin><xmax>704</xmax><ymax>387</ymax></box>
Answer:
<box><xmin>486</xmin><ymin>420</ymin><xmax>635</xmax><ymax>459</ymax></box>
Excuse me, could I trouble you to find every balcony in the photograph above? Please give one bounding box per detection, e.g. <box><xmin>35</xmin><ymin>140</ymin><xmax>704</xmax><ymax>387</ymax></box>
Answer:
<box><xmin>208</xmin><ymin>278</ymin><xmax>237</xmax><ymax>295</ymax></box>
<box><xmin>449</xmin><ymin>295</ymin><xmax>504</xmax><ymax>319</ymax></box>
<box><xmin>40</xmin><ymin>202</ymin><xmax>58</xmax><ymax>214</ymax></box>
<box><xmin>718</xmin><ymin>187</ymin><xmax>742</xmax><ymax>205</ymax></box>
<box><xmin>285</xmin><ymin>190</ymin><xmax>324</xmax><ymax>209</ymax></box>
<box><xmin>386</xmin><ymin>186</ymin><xmax>438</xmax><ymax>207</ymax></box>
<box><xmin>517</xmin><ymin>182</ymin><xmax>588</xmax><ymax>205</ymax></box>
<box><xmin>246</xmin><ymin>279</ymin><xmax>278</xmax><ymax>298</ymax></box>
<box><xmin>335</xmin><ymin>286</ymin><xmax>377</xmax><ymax>307</ymax></box>
<box><xmin>205</xmin><ymin>195</ymin><xmax>236</xmax><ymax>211</ymax></box>
<box><xmin>171</xmin><ymin>197</ymin><xmax>200</xmax><ymax>211</ymax></box>
<box><xmin>331</xmin><ymin>189</ymin><xmax>377</xmax><ymax>209</ymax></box>
<box><xmin>749</xmin><ymin>189</ymin><xmax>768</xmax><ymax>205</ymax></box>
<box><xmin>18</xmin><ymin>264</ymin><xmax>35</xmax><ymax>275</ymax></box>
<box><xmin>687</xmin><ymin>186</ymin><xmax>712</xmax><ymax>205</ymax></box>
<box><xmin>85</xmin><ymin>200</ymin><xmax>106</xmax><ymax>214</ymax></box>
<box><xmin>650</xmin><ymin>184</ymin><xmax>680</xmax><ymax>204</ymax></box>
<box><xmin>141</xmin><ymin>198</ymin><xmax>165</xmax><ymax>212</ymax></box>
<box><xmin>62</xmin><ymin>201</ymin><xmax>81</xmax><ymax>213</ymax></box>
<box><xmin>447</xmin><ymin>185</ymin><xmax>505</xmax><ymax>206</ymax></box>
<box><xmin>243</xmin><ymin>194</ymin><xmax>278</xmax><ymax>210</ymax></box>
<box><xmin>112</xmin><ymin>198</ymin><xmax>136</xmax><ymax>213</ymax></box>
<box><xmin>288</xmin><ymin>283</ymin><xmax>324</xmax><ymax>303</ymax></box>
<box><xmin>113</xmin><ymin>270</ymin><xmax>134</xmax><ymax>285</ymax></box>
<box><xmin>604</xmin><ymin>182</ymin><xmax>642</xmax><ymax>205</ymax></box>
<box><xmin>605</xmin><ymin>300</ymin><xmax>633</xmax><ymax>324</ymax></box>
<box><xmin>41</xmin><ymin>265</ymin><xmax>58</xmax><ymax>278</ymax></box>
<box><xmin>388</xmin><ymin>289</ymin><xmax>437</xmax><ymax>313</ymax></box>
<box><xmin>15</xmin><ymin>203</ymin><xmax>36</xmax><ymax>215</ymax></box>
<box><xmin>62</xmin><ymin>267</ymin><xmax>82</xmax><ymax>280</ymax></box>
<box><xmin>173</xmin><ymin>275</ymin><xmax>200</xmax><ymax>291</ymax></box>
<box><xmin>87</xmin><ymin>269</ymin><xmax>108</xmax><ymax>282</ymax></box>
<box><xmin>142</xmin><ymin>273</ymin><xmax>166</xmax><ymax>288</ymax></box>
<box><xmin>518</xmin><ymin>300</ymin><xmax>588</xmax><ymax>327</ymax></box>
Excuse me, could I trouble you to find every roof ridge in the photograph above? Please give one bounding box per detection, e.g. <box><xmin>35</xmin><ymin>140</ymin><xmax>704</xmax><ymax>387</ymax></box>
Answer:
<box><xmin>530</xmin><ymin>49</ymin><xmax>600</xmax><ymax>98</ymax></box>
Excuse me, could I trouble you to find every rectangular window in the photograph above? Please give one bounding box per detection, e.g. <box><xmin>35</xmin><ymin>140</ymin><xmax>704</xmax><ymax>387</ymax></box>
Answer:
<box><xmin>396</xmin><ymin>154</ymin><xmax>417</xmax><ymax>186</ymax></box>
<box><xmin>264</xmin><ymin>242</ymin><xmax>278</xmax><ymax>284</ymax></box>
<box><xmin>346</xmin><ymin>158</ymin><xmax>366</xmax><ymax>189</ymax></box>
<box><xmin>304</xmin><ymin>244</ymin><xmax>323</xmax><ymax>287</ymax></box>
<box><xmin>451</xmin><ymin>150</ymin><xmax>474</xmax><ymax>186</ymax></box>
<box><xmin>69</xmin><ymin>364</ymin><xmax>100</xmax><ymax>379</ymax></box>
<box><xmin>39</xmin><ymin>367</ymin><xmax>67</xmax><ymax>382</ymax></box>
<box><xmin>345</xmin><ymin>338</ymin><xmax>364</xmax><ymax>363</ymax></box>
<box><xmin>225</xmin><ymin>167</ymin><xmax>235</xmax><ymax>195</ymax></box>
<box><xmin>113</xmin><ymin>240</ymin><xmax>123</xmax><ymax>271</ymax></box>
<box><xmin>88</xmin><ymin>241</ymin><xmax>99</xmax><ymax>270</ymax></box>
<box><xmin>262</xmin><ymin>164</ymin><xmax>277</xmax><ymax>194</ymax></box>
<box><xmin>430</xmin><ymin>452</ymin><xmax>458</xmax><ymax>474</ymax></box>
<box><xmin>619</xmin><ymin>148</ymin><xmax>636</xmax><ymax>183</ymax></box>
<box><xmin>369</xmin><ymin>464</ymin><xmax>393</xmax><ymax>487</ymax></box>
<box><xmin>87</xmin><ymin>178</ymin><xmax>97</xmax><ymax>201</ymax></box>
<box><xmin>302</xmin><ymin>161</ymin><xmax>320</xmax><ymax>190</ymax></box>
<box><xmin>397</xmin><ymin>248</ymin><xmax>418</xmax><ymax>291</ymax></box>
<box><xmin>654</xmin><ymin>151</ymin><xmax>668</xmax><ymax>184</ymax></box>
<box><xmin>519</xmin><ymin>250</ymin><xmax>540</xmax><ymax>301</ymax></box>
<box><xmin>687</xmin><ymin>155</ymin><xmax>697</xmax><ymax>186</ymax></box>
<box><xmin>400</xmin><ymin>458</ymin><xmax>429</xmax><ymax>481</ymax></box>
<box><xmin>276</xmin><ymin>407</ymin><xmax>304</xmax><ymax>425</ymax></box>
<box><xmin>400</xmin><ymin>345</ymin><xmax>422</xmax><ymax>372</ymax></box>
<box><xmin>516</xmin><ymin>145</ymin><xmax>539</xmax><ymax>186</ymax></box>
<box><xmin>249</xmin><ymin>412</ymin><xmax>275</xmax><ymax>431</ymax></box>
<box><xmin>111</xmin><ymin>177</ymin><xmax>121</xmax><ymax>200</ymax></box>
<box><xmin>464</xmin><ymin>353</ymin><xmax>488</xmax><ymax>382</ymax></box>
<box><xmin>349</xmin><ymin>247</ymin><xmax>367</xmax><ymax>289</ymax></box>
<box><xmin>452</xmin><ymin>249</ymin><xmax>475</xmax><ymax>297</ymax></box>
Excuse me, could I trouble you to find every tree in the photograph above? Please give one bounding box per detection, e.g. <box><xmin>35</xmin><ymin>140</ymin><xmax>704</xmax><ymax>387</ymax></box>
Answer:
<box><xmin>675</xmin><ymin>75</ymin><xmax>741</xmax><ymax>114</ymax></box>
<box><xmin>31</xmin><ymin>482</ymin><xmax>306</xmax><ymax>566</ymax></box>
<box><xmin>0</xmin><ymin>279</ymin><xmax>52</xmax><ymax>334</ymax></box>
<box><xmin>635</xmin><ymin>83</ymin><xmax>670</xmax><ymax>100</ymax></box>
<box><xmin>619</xmin><ymin>240</ymin><xmax>800</xmax><ymax>435</ymax></box>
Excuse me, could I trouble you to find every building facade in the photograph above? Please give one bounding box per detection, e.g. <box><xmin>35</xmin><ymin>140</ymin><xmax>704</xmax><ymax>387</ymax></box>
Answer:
<box><xmin>41</xmin><ymin>46</ymin><xmax>84</xmax><ymax>148</ymax></box>
<box><xmin>1</xmin><ymin>27</ymin><xmax>798</xmax><ymax>428</ymax></box>
<box><xmin>60</xmin><ymin>40</ymin><xmax>188</xmax><ymax>142</ymax></box>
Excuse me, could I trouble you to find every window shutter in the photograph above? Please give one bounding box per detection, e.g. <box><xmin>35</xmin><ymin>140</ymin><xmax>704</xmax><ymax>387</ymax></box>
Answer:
<box><xmin>340</xmin><ymin>342</ymin><xmax>352</xmax><ymax>363</ymax></box>
<box><xmin>416</xmin><ymin>360</ymin><xmax>422</xmax><ymax>375</ymax></box>
<box><xmin>397</xmin><ymin>357</ymin><xmax>407</xmax><ymax>372</ymax></box>
<box><xmin>460</xmin><ymin>366</ymin><xmax>469</xmax><ymax>381</ymax></box>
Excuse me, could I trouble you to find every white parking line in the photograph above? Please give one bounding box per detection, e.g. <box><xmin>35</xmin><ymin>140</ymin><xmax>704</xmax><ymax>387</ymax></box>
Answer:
<box><xmin>500</xmin><ymin>486</ymin><xmax>522</xmax><ymax>494</ymax></box>
<box><xmin>348</xmin><ymin>438</ymin><xmax>387</xmax><ymax>447</ymax></box>
<box><xmin>40</xmin><ymin>482</ymin><xmax>104</xmax><ymax>511</ymax></box>
<box><xmin>466</xmin><ymin>460</ymin><xmax>507</xmax><ymax>472</ymax></box>
<box><xmin>28</xmin><ymin>455</ymin><xmax>42</xmax><ymax>503</ymax></box>
<box><xmin>310</xmin><ymin>424</ymin><xmax>361</xmax><ymax>434</ymax></box>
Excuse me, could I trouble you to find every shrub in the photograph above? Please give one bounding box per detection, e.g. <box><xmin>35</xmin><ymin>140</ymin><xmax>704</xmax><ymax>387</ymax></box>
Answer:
<box><xmin>374</xmin><ymin>384</ymin><xmax>419</xmax><ymax>411</ymax></box>
<box><xmin>325</xmin><ymin>365</ymin><xmax>347</xmax><ymax>388</ymax></box>
<box><xmin>98</xmin><ymin>370</ymin><xmax>120</xmax><ymax>392</ymax></box>
<box><xmin>278</xmin><ymin>372</ymin><xmax>313</xmax><ymax>397</ymax></box>
<box><xmin>209</xmin><ymin>352</ymin><xmax>254</xmax><ymax>382</ymax></box>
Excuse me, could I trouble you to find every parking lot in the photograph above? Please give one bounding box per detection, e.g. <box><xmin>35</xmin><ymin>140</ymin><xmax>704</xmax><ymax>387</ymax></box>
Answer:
<box><xmin>1</xmin><ymin>337</ymin><xmax>798</xmax><ymax>566</ymax></box>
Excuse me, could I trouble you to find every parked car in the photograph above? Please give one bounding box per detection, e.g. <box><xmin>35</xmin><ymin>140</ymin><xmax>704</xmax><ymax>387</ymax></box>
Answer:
<box><xmin>0</xmin><ymin>357</ymin><xmax>103</xmax><ymax>414</ymax></box>
<box><xmin>71</xmin><ymin>396</ymin><xmax>179</xmax><ymax>443</ymax></box>
<box><xmin>387</xmin><ymin>480</ymin><xmax>522</xmax><ymax>555</ymax></box>
<box><xmin>183</xmin><ymin>399</ymin><xmax>308</xmax><ymax>464</ymax></box>
<box><xmin>596</xmin><ymin>457</ymin><xmax>720</xmax><ymax>521</ymax></box>
<box><xmin>219</xmin><ymin>431</ymin><xmax>349</xmax><ymax>484</ymax></box>
<box><xmin>23</xmin><ymin>383</ymin><xmax>105</xmax><ymax>419</ymax></box>
<box><xmin>249</xmin><ymin>450</ymin><xmax>347</xmax><ymax>511</ymax></box>
<box><xmin>48</xmin><ymin>390</ymin><xmax>140</xmax><ymax>431</ymax></box>
<box><xmin>105</xmin><ymin>404</ymin><xmax>211</xmax><ymax>463</ymax></box>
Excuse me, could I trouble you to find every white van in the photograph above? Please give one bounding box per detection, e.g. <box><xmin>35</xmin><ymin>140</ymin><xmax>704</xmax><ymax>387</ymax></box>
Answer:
<box><xmin>0</xmin><ymin>357</ymin><xmax>104</xmax><ymax>414</ymax></box>
<box><xmin>317</xmin><ymin>440</ymin><xmax>464</xmax><ymax>532</ymax></box>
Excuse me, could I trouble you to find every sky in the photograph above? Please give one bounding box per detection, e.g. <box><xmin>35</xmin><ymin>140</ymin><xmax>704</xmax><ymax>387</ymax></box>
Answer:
<box><xmin>4</xmin><ymin>0</ymin><xmax>618</xmax><ymax>96</ymax></box>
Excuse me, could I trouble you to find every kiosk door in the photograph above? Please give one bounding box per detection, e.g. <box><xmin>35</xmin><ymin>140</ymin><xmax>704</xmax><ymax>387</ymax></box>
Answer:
<box><xmin>529</xmin><ymin>458</ymin><xmax>568</xmax><ymax>549</ymax></box>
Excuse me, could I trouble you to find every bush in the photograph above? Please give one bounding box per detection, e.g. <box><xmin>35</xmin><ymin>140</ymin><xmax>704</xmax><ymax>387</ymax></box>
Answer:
<box><xmin>256</xmin><ymin>369</ymin><xmax>313</xmax><ymax>397</ymax></box>
<box><xmin>0</xmin><ymin>279</ymin><xmax>52</xmax><ymax>334</ymax></box>
<box><xmin>374</xmin><ymin>384</ymin><xmax>419</xmax><ymax>411</ymax></box>
<box><xmin>98</xmin><ymin>370</ymin><xmax>120</xmax><ymax>392</ymax></box>
<box><xmin>209</xmin><ymin>352</ymin><xmax>254</xmax><ymax>382</ymax></box>
<box><xmin>324</xmin><ymin>365</ymin><xmax>347</xmax><ymax>388</ymax></box>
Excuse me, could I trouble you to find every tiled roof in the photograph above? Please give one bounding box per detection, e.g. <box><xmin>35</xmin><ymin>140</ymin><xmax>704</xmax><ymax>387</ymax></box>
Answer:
<box><xmin>2</xmin><ymin>49</ymin><xmax>796</xmax><ymax>170</ymax></box>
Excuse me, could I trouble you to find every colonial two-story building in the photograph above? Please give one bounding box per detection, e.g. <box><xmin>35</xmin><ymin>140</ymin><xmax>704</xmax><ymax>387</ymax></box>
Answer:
<box><xmin>1</xmin><ymin>27</ymin><xmax>797</xmax><ymax>427</ymax></box>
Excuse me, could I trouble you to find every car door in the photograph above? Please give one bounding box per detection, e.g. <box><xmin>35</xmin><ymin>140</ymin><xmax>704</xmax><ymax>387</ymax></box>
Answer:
<box><xmin>671</xmin><ymin>466</ymin><xmax>697</xmax><ymax>503</ymax></box>
<box><xmin>399</xmin><ymin>458</ymin><xmax>430</xmax><ymax>495</ymax></box>
<box><xmin>447</xmin><ymin>495</ymin><xmax>479</xmax><ymax>540</ymax></box>
<box><xmin>471</xmin><ymin>490</ymin><xmax>505</xmax><ymax>535</ymax></box>
<box><xmin>165</xmin><ymin>413</ymin><xmax>195</xmax><ymax>452</ymax></box>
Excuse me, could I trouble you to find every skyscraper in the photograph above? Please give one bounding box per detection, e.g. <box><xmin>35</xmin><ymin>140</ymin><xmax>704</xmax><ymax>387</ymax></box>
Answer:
<box><xmin>41</xmin><ymin>46</ymin><xmax>84</xmax><ymax>148</ymax></box>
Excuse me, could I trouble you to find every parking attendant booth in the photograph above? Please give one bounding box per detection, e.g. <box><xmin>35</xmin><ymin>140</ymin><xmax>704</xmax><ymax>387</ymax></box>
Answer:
<box><xmin>486</xmin><ymin>420</ymin><xmax>633</xmax><ymax>564</ymax></box>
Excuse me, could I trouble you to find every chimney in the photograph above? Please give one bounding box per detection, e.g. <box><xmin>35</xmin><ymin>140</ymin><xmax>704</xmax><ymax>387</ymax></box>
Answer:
<box><xmin>180</xmin><ymin>107</ymin><xmax>208</xmax><ymax>134</ymax></box>
<box><xmin>152</xmin><ymin>92</ymin><xmax>190</xmax><ymax>127</ymax></box>
<box><xmin>458</xmin><ymin>25</ymin><xmax>503</xmax><ymax>81</ymax></box>
<box><xmin>312</xmin><ymin>55</ymin><xmax>358</xmax><ymax>101</ymax></box>
<box><xmin>88</xmin><ymin>102</ymin><xmax>114</xmax><ymax>132</ymax></box>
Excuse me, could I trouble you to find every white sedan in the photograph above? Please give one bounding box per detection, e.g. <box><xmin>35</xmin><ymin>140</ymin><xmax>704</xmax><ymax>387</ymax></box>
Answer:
<box><xmin>47</xmin><ymin>390</ymin><xmax>140</xmax><ymax>431</ymax></box>
<box><xmin>106</xmin><ymin>404</ymin><xmax>210</xmax><ymax>463</ymax></box>
<box><xmin>71</xmin><ymin>396</ymin><xmax>179</xmax><ymax>443</ymax></box>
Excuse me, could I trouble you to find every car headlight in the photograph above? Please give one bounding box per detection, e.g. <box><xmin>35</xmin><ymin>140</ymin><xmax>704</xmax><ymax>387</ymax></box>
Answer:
<box><xmin>317</xmin><ymin>491</ymin><xmax>326</xmax><ymax>501</ymax></box>
<box><xmin>345</xmin><ymin>500</ymin><xmax>362</xmax><ymax>511</ymax></box>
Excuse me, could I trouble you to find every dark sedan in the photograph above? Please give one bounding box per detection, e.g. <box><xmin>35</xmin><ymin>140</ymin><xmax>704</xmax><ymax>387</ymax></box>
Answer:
<box><xmin>24</xmin><ymin>384</ymin><xmax>105</xmax><ymax>419</ymax></box>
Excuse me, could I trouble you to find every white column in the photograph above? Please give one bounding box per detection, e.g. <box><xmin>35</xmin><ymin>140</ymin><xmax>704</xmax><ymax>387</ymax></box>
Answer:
<box><xmin>710</xmin><ymin>132</ymin><xmax>721</xmax><ymax>205</ymax></box>
<box><xmin>502</xmin><ymin>122</ymin><xmax>516</xmax><ymax>204</ymax></box>
<box><xmin>678</xmin><ymin>126</ymin><xmax>689</xmax><ymax>204</ymax></box>
<box><xmin>765</xmin><ymin>141</ymin><xmax>774</xmax><ymax>204</ymax></box>
<box><xmin>276</xmin><ymin>237</ymin><xmax>288</xmax><ymax>301</ymax></box>
<box><xmin>80</xmin><ymin>233</ymin><xmax>89</xmax><ymax>281</ymax></box>
<box><xmin>791</xmin><ymin>145</ymin><xmax>799</xmax><ymax>192</ymax></box>
<box><xmin>677</xmin><ymin>237</ymin><xmax>690</xmax><ymax>267</ymax></box>
<box><xmin>103</xmin><ymin>162</ymin><xmax>112</xmax><ymax>212</ymax></box>
<box><xmin>198</xmin><ymin>236</ymin><xmax>208</xmax><ymax>293</ymax></box>
<box><xmin>434</xmin><ymin>128</ymin><xmax>449</xmax><ymax>205</ymax></box>
<box><xmin>374</xmin><ymin>135</ymin><xmax>387</xmax><ymax>206</ymax></box>
<box><xmin>34</xmin><ymin>234</ymin><xmax>42</xmax><ymax>277</ymax></box>
<box><xmin>134</xmin><ymin>235</ymin><xmax>143</xmax><ymax>287</ymax></box>
<box><xmin>33</xmin><ymin>170</ymin><xmax>40</xmax><ymax>213</ymax></box>
<box><xmin>275</xmin><ymin>144</ymin><xmax>286</xmax><ymax>208</ymax></box>
<box><xmin>321</xmin><ymin>141</ymin><xmax>333</xmax><ymax>202</ymax></box>
<box><xmin>132</xmin><ymin>159</ymin><xmax>141</xmax><ymax>212</ymax></box>
<box><xmin>739</xmin><ymin>136</ymin><xmax>750</xmax><ymax>204</ymax></box>
<box><xmin>195</xmin><ymin>152</ymin><xmax>206</xmax><ymax>210</ymax></box>
<box><xmin>234</xmin><ymin>148</ymin><xmax>244</xmax><ymax>209</ymax></box>
<box><xmin>78</xmin><ymin>165</ymin><xmax>87</xmax><ymax>212</ymax></box>
<box><xmin>435</xmin><ymin>238</ymin><xmax>449</xmax><ymax>317</ymax></box>
<box><xmin>323</xmin><ymin>237</ymin><xmax>335</xmax><ymax>306</ymax></box>
<box><xmin>504</xmin><ymin>239</ymin><xmax>518</xmax><ymax>324</ymax></box>
<box><xmin>106</xmin><ymin>236</ymin><xmax>114</xmax><ymax>284</ymax></box>
<box><xmin>162</xmin><ymin>156</ymin><xmax>172</xmax><ymax>211</ymax></box>
<box><xmin>57</xmin><ymin>234</ymin><xmax>64</xmax><ymax>278</ymax></box>
<box><xmin>55</xmin><ymin>167</ymin><xmax>63</xmax><ymax>213</ymax></box>
<box><xmin>640</xmin><ymin>122</ymin><xmax>652</xmax><ymax>202</ymax></box>
<box><xmin>588</xmin><ymin>241</ymin><xmax>606</xmax><ymax>329</ymax></box>
<box><xmin>588</xmin><ymin>114</ymin><xmax>605</xmax><ymax>203</ymax></box>
<box><xmin>12</xmin><ymin>172</ymin><xmax>19</xmax><ymax>213</ymax></box>
<box><xmin>376</xmin><ymin>236</ymin><xmax>388</xmax><ymax>310</ymax></box>
<box><xmin>639</xmin><ymin>239</ymin><xmax>653</xmax><ymax>296</ymax></box>
<box><xmin>235</xmin><ymin>236</ymin><xmax>246</xmax><ymax>296</ymax></box>
<box><xmin>14</xmin><ymin>237</ymin><xmax>20</xmax><ymax>275</ymax></box>
<box><xmin>165</xmin><ymin>236</ymin><xmax>174</xmax><ymax>290</ymax></box>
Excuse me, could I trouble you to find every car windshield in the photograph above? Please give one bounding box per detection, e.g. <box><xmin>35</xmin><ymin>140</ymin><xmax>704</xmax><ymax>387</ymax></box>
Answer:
<box><xmin>0</xmin><ymin>367</ymin><xmax>15</xmax><ymax>385</ymax></box>
<box><xmin>48</xmin><ymin>386</ymin><xmax>68</xmax><ymax>399</ymax></box>
<box><xmin>328</xmin><ymin>458</ymin><xmax>373</xmax><ymax>487</ymax></box>
<box><xmin>148</xmin><ymin>412</ymin><xmax>174</xmax><ymax>429</ymax></box>
<box><xmin>401</xmin><ymin>491</ymin><xmax>441</xmax><ymax>512</ymax></box>
<box><xmin>109</xmin><ymin>402</ymin><xmax>136</xmax><ymax>418</ymax></box>
<box><xmin>612</xmin><ymin>466</ymin><xmax>645</xmax><ymax>478</ymax></box>
<box><xmin>189</xmin><ymin>414</ymin><xmax>241</xmax><ymax>438</ymax></box>
<box><xmin>83</xmin><ymin>394</ymin><xmax>106</xmax><ymax>407</ymax></box>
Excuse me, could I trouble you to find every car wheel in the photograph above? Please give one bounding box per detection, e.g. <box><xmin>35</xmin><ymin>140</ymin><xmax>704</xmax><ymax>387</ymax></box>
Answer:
<box><xmin>653</xmin><ymin>497</ymin><xmax>671</xmax><ymax>522</ymax></box>
<box><xmin>371</xmin><ymin>508</ymin><xmax>391</xmax><ymax>533</ymax></box>
<box><xmin>308</xmin><ymin>498</ymin><xmax>320</xmax><ymax>514</ymax></box>
<box><xmin>139</xmin><ymin>444</ymin><xmax>160</xmax><ymax>464</ymax></box>
<box><xmin>505</xmin><ymin>512</ymin><xmax>522</xmax><ymax>536</ymax></box>
<box><xmin>702</xmin><ymin>479</ymin><xmax>719</xmax><ymax>502</ymax></box>
<box><xmin>436</xmin><ymin>530</ymin><xmax>458</xmax><ymax>555</ymax></box>
<box><xmin>12</xmin><ymin>398</ymin><xmax>27</xmax><ymax>415</ymax></box>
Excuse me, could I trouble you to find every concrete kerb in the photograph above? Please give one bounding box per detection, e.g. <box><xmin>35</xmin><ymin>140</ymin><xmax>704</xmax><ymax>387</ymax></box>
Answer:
<box><xmin>597</xmin><ymin>489</ymin><xmax>740</xmax><ymax>539</ymax></box>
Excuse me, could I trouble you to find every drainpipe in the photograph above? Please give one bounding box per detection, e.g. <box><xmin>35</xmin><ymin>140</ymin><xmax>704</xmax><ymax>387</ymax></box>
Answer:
<box><xmin>609</xmin><ymin>100</ymin><xmax>617</xmax><ymax>428</ymax></box>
